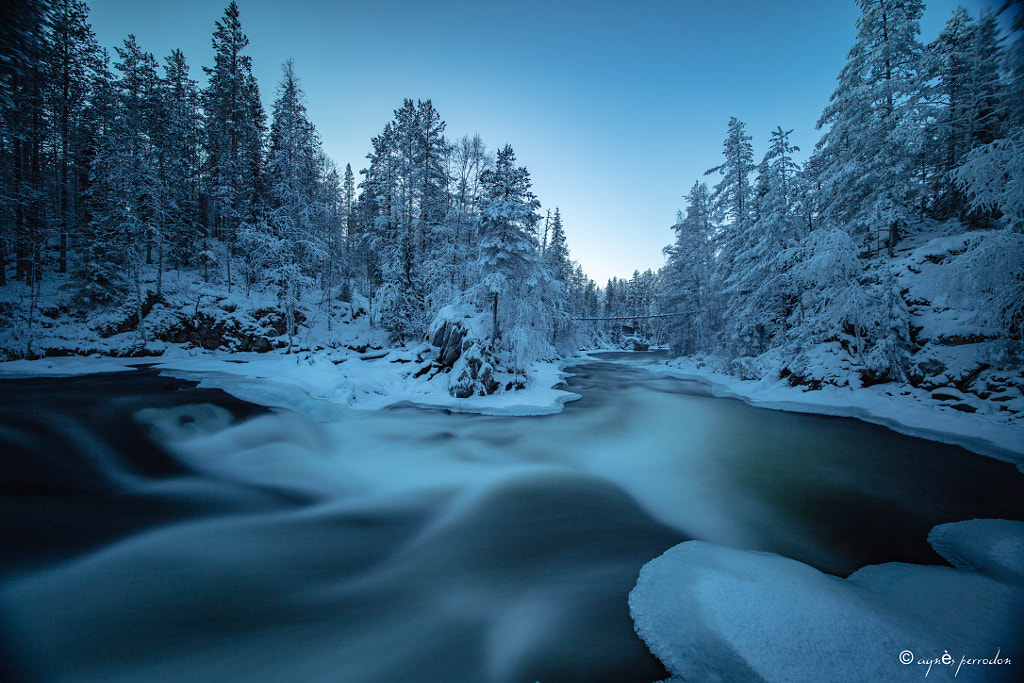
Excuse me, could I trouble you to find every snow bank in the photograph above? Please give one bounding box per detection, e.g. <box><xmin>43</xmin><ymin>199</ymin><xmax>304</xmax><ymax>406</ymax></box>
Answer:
<box><xmin>927</xmin><ymin>519</ymin><xmax>1024</xmax><ymax>580</ymax></box>
<box><xmin>148</xmin><ymin>347</ymin><xmax>580</xmax><ymax>418</ymax></box>
<box><xmin>646</xmin><ymin>358</ymin><xmax>1024</xmax><ymax>468</ymax></box>
<box><xmin>0</xmin><ymin>356</ymin><xmax>136</xmax><ymax>377</ymax></box>
<box><xmin>630</xmin><ymin>519</ymin><xmax>1024</xmax><ymax>682</ymax></box>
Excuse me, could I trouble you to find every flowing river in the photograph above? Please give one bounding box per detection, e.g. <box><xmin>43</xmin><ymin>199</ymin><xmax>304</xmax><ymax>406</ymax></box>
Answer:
<box><xmin>2</xmin><ymin>351</ymin><xmax>1022</xmax><ymax>682</ymax></box>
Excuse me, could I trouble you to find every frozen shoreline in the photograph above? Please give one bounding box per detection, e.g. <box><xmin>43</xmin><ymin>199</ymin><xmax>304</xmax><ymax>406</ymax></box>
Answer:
<box><xmin>1</xmin><ymin>350</ymin><xmax>1020</xmax><ymax>468</ymax></box>
<box><xmin>636</xmin><ymin>355</ymin><xmax>1023</xmax><ymax>470</ymax></box>
<box><xmin>0</xmin><ymin>349</ymin><xmax>583</xmax><ymax>418</ymax></box>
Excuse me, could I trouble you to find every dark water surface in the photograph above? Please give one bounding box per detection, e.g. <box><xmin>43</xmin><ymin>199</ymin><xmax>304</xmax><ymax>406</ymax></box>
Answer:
<box><xmin>1</xmin><ymin>354</ymin><xmax>1022</xmax><ymax>682</ymax></box>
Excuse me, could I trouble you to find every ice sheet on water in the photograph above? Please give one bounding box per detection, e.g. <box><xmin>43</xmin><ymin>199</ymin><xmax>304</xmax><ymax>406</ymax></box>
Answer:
<box><xmin>629</xmin><ymin>520</ymin><xmax>1024</xmax><ymax>682</ymax></box>
<box><xmin>0</xmin><ymin>356</ymin><xmax>135</xmax><ymax>376</ymax></box>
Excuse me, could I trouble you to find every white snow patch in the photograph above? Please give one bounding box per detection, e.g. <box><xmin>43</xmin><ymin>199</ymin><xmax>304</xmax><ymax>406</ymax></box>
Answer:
<box><xmin>147</xmin><ymin>349</ymin><xmax>580</xmax><ymax>419</ymax></box>
<box><xmin>630</xmin><ymin>519</ymin><xmax>1024</xmax><ymax>682</ymax></box>
<box><xmin>0</xmin><ymin>356</ymin><xmax>136</xmax><ymax>377</ymax></box>
<box><xmin>927</xmin><ymin>519</ymin><xmax>1024</xmax><ymax>581</ymax></box>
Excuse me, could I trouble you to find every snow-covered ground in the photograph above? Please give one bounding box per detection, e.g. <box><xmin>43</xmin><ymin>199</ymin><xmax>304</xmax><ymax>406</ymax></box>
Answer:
<box><xmin>154</xmin><ymin>348</ymin><xmax>579</xmax><ymax>417</ymax></box>
<box><xmin>2</xmin><ymin>343</ymin><xmax>1020</xmax><ymax>468</ymax></box>
<box><xmin>0</xmin><ymin>346</ymin><xmax>581</xmax><ymax>418</ymax></box>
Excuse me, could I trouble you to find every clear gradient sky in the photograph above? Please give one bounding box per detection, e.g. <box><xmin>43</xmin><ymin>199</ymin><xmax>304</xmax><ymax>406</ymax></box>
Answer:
<box><xmin>86</xmin><ymin>0</ymin><xmax>997</xmax><ymax>285</ymax></box>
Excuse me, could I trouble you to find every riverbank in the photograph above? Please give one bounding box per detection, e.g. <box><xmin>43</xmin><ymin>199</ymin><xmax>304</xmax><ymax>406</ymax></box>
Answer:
<box><xmin>0</xmin><ymin>346</ymin><xmax>581</xmax><ymax>418</ymax></box>
<box><xmin>634</xmin><ymin>354</ymin><xmax>1023</xmax><ymax>469</ymax></box>
<box><xmin>2</xmin><ymin>348</ymin><xmax>1021</xmax><ymax>466</ymax></box>
<box><xmin>3</xmin><ymin>348</ymin><xmax>1022</xmax><ymax>682</ymax></box>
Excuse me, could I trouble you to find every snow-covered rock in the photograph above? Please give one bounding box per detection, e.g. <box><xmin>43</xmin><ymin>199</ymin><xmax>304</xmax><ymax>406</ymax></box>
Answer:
<box><xmin>630</xmin><ymin>519</ymin><xmax>1024</xmax><ymax>682</ymax></box>
<box><xmin>425</xmin><ymin>305</ymin><xmax>534</xmax><ymax>398</ymax></box>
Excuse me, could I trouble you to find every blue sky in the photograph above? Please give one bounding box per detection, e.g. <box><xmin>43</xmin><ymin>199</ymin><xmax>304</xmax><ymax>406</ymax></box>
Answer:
<box><xmin>86</xmin><ymin>0</ymin><xmax>998</xmax><ymax>285</ymax></box>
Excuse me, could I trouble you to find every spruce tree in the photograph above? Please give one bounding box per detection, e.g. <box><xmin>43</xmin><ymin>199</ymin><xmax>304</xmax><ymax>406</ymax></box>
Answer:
<box><xmin>544</xmin><ymin>207</ymin><xmax>570</xmax><ymax>283</ymax></box>
<box><xmin>158</xmin><ymin>49</ymin><xmax>202</xmax><ymax>275</ymax></box>
<box><xmin>341</xmin><ymin>162</ymin><xmax>355</xmax><ymax>250</ymax></box>
<box><xmin>705</xmin><ymin>117</ymin><xmax>754</xmax><ymax>236</ymax></box>
<box><xmin>2</xmin><ymin>0</ymin><xmax>48</xmax><ymax>286</ymax></box>
<box><xmin>357</xmin><ymin>99</ymin><xmax>455</xmax><ymax>340</ymax></box>
<box><xmin>725</xmin><ymin>127</ymin><xmax>804</xmax><ymax>354</ymax></box>
<box><xmin>926</xmin><ymin>7</ymin><xmax>1006</xmax><ymax>223</ymax></box>
<box><xmin>477</xmin><ymin>145</ymin><xmax>541</xmax><ymax>345</ymax></box>
<box><xmin>253</xmin><ymin>59</ymin><xmax>326</xmax><ymax>350</ymax></box>
<box><xmin>703</xmin><ymin>118</ymin><xmax>755</xmax><ymax>351</ymax></box>
<box><xmin>542</xmin><ymin>207</ymin><xmax>572</xmax><ymax>347</ymax></box>
<box><xmin>83</xmin><ymin>35</ymin><xmax>160</xmax><ymax>333</ymax></box>
<box><xmin>45</xmin><ymin>0</ymin><xmax>104</xmax><ymax>274</ymax></box>
<box><xmin>810</xmin><ymin>0</ymin><xmax>926</xmax><ymax>252</ymax></box>
<box><xmin>202</xmin><ymin>1</ymin><xmax>265</xmax><ymax>291</ymax></box>
<box><xmin>661</xmin><ymin>181</ymin><xmax>718</xmax><ymax>354</ymax></box>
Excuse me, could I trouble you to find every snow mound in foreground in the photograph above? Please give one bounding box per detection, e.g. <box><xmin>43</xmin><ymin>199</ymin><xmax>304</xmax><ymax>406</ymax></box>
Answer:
<box><xmin>630</xmin><ymin>519</ymin><xmax>1024</xmax><ymax>682</ymax></box>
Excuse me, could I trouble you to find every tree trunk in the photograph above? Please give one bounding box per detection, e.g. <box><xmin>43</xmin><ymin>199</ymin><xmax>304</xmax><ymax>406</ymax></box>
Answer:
<box><xmin>492</xmin><ymin>292</ymin><xmax>499</xmax><ymax>341</ymax></box>
<box><xmin>889</xmin><ymin>220</ymin><xmax>900</xmax><ymax>257</ymax></box>
<box><xmin>156</xmin><ymin>230</ymin><xmax>164</xmax><ymax>298</ymax></box>
<box><xmin>225</xmin><ymin>236</ymin><xmax>232</xmax><ymax>293</ymax></box>
<box><xmin>133</xmin><ymin>259</ymin><xmax>146</xmax><ymax>345</ymax></box>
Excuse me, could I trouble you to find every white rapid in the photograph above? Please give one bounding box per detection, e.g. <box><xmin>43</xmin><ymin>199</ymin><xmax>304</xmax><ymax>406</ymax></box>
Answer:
<box><xmin>2</xmin><ymin>353</ymin><xmax>1021</xmax><ymax>682</ymax></box>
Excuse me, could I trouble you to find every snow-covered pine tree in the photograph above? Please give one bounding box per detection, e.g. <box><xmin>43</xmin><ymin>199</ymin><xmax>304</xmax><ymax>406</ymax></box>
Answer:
<box><xmin>340</xmin><ymin>161</ymin><xmax>356</xmax><ymax>298</ymax></box>
<box><xmin>724</xmin><ymin>127</ymin><xmax>805</xmax><ymax>354</ymax></box>
<box><xmin>69</xmin><ymin>50</ymin><xmax>114</xmax><ymax>302</ymax></box>
<box><xmin>925</xmin><ymin>6</ymin><xmax>1006</xmax><ymax>223</ymax></box>
<box><xmin>248</xmin><ymin>59</ymin><xmax>326</xmax><ymax>351</ymax></box>
<box><xmin>358</xmin><ymin>99</ymin><xmax>452</xmax><ymax>341</ymax></box>
<box><xmin>660</xmin><ymin>181</ymin><xmax>719</xmax><ymax>354</ymax></box>
<box><xmin>704</xmin><ymin>117</ymin><xmax>755</xmax><ymax>352</ymax></box>
<box><xmin>477</xmin><ymin>144</ymin><xmax>546</xmax><ymax>362</ymax></box>
<box><xmin>318</xmin><ymin>157</ymin><xmax>343</xmax><ymax>313</ymax></box>
<box><xmin>627</xmin><ymin>270</ymin><xmax>642</xmax><ymax>316</ymax></box>
<box><xmin>156</xmin><ymin>49</ymin><xmax>202</xmax><ymax>283</ymax></box>
<box><xmin>705</xmin><ymin>117</ymin><xmax>754</xmax><ymax>244</ymax></box>
<box><xmin>408</xmin><ymin>99</ymin><xmax>455</xmax><ymax>322</ymax></box>
<box><xmin>968</xmin><ymin>9</ymin><xmax>1006</xmax><ymax>147</ymax></box>
<box><xmin>2</xmin><ymin>0</ymin><xmax>49</xmax><ymax>288</ymax></box>
<box><xmin>202</xmin><ymin>1</ymin><xmax>266</xmax><ymax>292</ymax></box>
<box><xmin>564</xmin><ymin>262</ymin><xmax>598</xmax><ymax>323</ymax></box>
<box><xmin>45</xmin><ymin>0</ymin><xmax>105</xmax><ymax>275</ymax></box>
<box><xmin>953</xmin><ymin>1</ymin><xmax>1023</xmax><ymax>232</ymax></box>
<box><xmin>542</xmin><ymin>206</ymin><xmax>572</xmax><ymax>347</ymax></box>
<box><xmin>84</xmin><ymin>35</ymin><xmax>161</xmax><ymax>337</ymax></box>
<box><xmin>1002</xmin><ymin>0</ymin><xmax>1024</xmax><ymax>128</ymax></box>
<box><xmin>810</xmin><ymin>0</ymin><xmax>927</xmax><ymax>253</ymax></box>
<box><xmin>356</xmin><ymin>120</ymin><xmax>397</xmax><ymax>296</ymax></box>
<box><xmin>543</xmin><ymin>206</ymin><xmax>571</xmax><ymax>283</ymax></box>
<box><xmin>948</xmin><ymin>7</ymin><xmax>1024</xmax><ymax>347</ymax></box>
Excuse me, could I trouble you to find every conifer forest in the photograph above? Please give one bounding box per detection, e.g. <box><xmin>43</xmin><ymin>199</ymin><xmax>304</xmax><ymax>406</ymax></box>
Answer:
<box><xmin>2</xmin><ymin>3</ymin><xmax>1024</xmax><ymax>681</ymax></box>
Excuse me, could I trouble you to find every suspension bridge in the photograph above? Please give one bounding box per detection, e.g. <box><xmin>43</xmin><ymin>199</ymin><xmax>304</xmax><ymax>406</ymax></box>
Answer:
<box><xmin>570</xmin><ymin>310</ymin><xmax>710</xmax><ymax>322</ymax></box>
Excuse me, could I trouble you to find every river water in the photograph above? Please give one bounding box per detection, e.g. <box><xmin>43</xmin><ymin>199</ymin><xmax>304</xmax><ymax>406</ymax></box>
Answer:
<box><xmin>2</xmin><ymin>351</ymin><xmax>1022</xmax><ymax>682</ymax></box>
